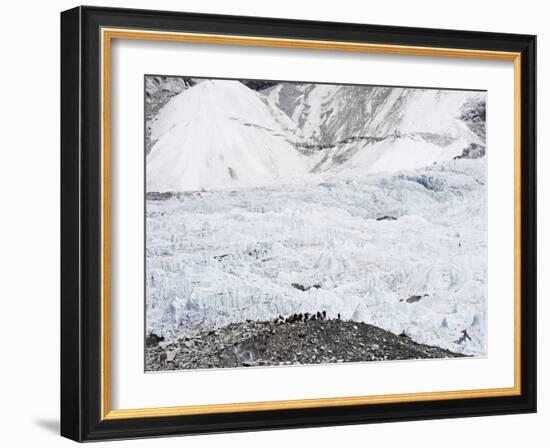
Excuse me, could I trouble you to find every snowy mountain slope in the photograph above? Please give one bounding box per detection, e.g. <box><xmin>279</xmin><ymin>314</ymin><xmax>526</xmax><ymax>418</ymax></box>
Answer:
<box><xmin>263</xmin><ymin>84</ymin><xmax>485</xmax><ymax>176</ymax></box>
<box><xmin>265</xmin><ymin>83</ymin><xmax>485</xmax><ymax>147</ymax></box>
<box><xmin>310</xmin><ymin>133</ymin><xmax>476</xmax><ymax>174</ymax></box>
<box><xmin>147</xmin><ymin>80</ymin><xmax>309</xmax><ymax>192</ymax></box>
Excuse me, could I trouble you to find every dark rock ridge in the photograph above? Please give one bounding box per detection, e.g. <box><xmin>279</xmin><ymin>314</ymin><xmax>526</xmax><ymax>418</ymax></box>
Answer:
<box><xmin>241</xmin><ymin>80</ymin><xmax>279</xmax><ymax>91</ymax></box>
<box><xmin>146</xmin><ymin>316</ymin><xmax>465</xmax><ymax>371</ymax></box>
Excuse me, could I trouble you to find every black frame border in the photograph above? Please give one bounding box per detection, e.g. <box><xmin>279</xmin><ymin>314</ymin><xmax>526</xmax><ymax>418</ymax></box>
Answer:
<box><xmin>61</xmin><ymin>5</ymin><xmax>536</xmax><ymax>442</ymax></box>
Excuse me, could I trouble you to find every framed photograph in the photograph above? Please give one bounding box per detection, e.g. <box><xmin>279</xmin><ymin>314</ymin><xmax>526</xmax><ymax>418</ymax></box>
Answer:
<box><xmin>60</xmin><ymin>6</ymin><xmax>537</xmax><ymax>442</ymax></box>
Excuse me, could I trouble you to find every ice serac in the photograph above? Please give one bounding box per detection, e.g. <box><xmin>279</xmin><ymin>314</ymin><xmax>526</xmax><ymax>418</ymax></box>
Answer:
<box><xmin>147</xmin><ymin>80</ymin><xmax>308</xmax><ymax>192</ymax></box>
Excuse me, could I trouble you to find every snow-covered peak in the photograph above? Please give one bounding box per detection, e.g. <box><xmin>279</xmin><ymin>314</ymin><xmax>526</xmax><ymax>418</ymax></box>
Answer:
<box><xmin>147</xmin><ymin>80</ymin><xmax>308</xmax><ymax>192</ymax></box>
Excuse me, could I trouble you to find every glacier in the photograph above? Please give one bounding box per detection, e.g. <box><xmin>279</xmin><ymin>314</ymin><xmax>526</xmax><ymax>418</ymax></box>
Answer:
<box><xmin>146</xmin><ymin>157</ymin><xmax>486</xmax><ymax>356</ymax></box>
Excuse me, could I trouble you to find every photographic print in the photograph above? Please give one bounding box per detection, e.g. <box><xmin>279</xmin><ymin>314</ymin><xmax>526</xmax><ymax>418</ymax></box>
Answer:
<box><xmin>144</xmin><ymin>75</ymin><xmax>487</xmax><ymax>371</ymax></box>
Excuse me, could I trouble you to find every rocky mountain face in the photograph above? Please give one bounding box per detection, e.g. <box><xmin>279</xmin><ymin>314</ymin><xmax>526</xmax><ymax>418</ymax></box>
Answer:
<box><xmin>145</xmin><ymin>76</ymin><xmax>195</xmax><ymax>115</ymax></box>
<box><xmin>265</xmin><ymin>83</ymin><xmax>486</xmax><ymax>144</ymax></box>
<box><xmin>459</xmin><ymin>98</ymin><xmax>486</xmax><ymax>142</ymax></box>
<box><xmin>264</xmin><ymin>83</ymin><xmax>486</xmax><ymax>173</ymax></box>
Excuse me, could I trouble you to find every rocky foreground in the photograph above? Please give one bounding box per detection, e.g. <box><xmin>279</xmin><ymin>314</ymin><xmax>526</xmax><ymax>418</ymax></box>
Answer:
<box><xmin>146</xmin><ymin>317</ymin><xmax>465</xmax><ymax>371</ymax></box>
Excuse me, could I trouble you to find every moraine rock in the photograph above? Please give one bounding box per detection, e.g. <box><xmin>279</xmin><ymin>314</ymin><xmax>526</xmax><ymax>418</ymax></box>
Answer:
<box><xmin>145</xmin><ymin>316</ymin><xmax>465</xmax><ymax>371</ymax></box>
